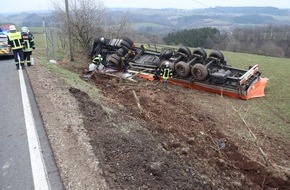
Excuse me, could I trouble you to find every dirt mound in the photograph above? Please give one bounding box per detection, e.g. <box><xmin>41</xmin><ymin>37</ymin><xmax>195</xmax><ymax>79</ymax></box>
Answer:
<box><xmin>67</xmin><ymin>71</ymin><xmax>290</xmax><ymax>189</ymax></box>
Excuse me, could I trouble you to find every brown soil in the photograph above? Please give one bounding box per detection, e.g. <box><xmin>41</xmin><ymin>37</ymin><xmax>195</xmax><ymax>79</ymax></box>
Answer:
<box><xmin>27</xmin><ymin>53</ymin><xmax>290</xmax><ymax>190</ymax></box>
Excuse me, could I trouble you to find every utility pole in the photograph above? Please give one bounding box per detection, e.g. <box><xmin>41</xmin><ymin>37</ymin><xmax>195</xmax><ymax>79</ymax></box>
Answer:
<box><xmin>42</xmin><ymin>17</ymin><xmax>49</xmax><ymax>61</ymax></box>
<box><xmin>65</xmin><ymin>0</ymin><xmax>74</xmax><ymax>61</ymax></box>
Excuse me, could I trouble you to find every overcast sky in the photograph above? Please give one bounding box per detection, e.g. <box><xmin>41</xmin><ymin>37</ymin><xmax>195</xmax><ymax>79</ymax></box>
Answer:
<box><xmin>0</xmin><ymin>0</ymin><xmax>289</xmax><ymax>13</ymax></box>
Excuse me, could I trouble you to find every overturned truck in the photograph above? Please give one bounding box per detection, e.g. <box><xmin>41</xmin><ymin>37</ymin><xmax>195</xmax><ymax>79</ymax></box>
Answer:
<box><xmin>90</xmin><ymin>37</ymin><xmax>268</xmax><ymax>100</ymax></box>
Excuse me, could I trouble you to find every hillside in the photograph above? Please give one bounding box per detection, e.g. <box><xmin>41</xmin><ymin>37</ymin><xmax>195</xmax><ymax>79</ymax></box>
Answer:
<box><xmin>1</xmin><ymin>7</ymin><xmax>290</xmax><ymax>34</ymax></box>
<box><xmin>109</xmin><ymin>7</ymin><xmax>290</xmax><ymax>33</ymax></box>
<box><xmin>0</xmin><ymin>11</ymin><xmax>51</xmax><ymax>26</ymax></box>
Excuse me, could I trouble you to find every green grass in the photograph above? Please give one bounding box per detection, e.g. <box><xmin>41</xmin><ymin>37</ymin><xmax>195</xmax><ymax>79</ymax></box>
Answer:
<box><xmin>33</xmin><ymin>27</ymin><xmax>66</xmax><ymax>61</ymax></box>
<box><xmin>34</xmin><ymin>33</ymin><xmax>46</xmax><ymax>48</ymax></box>
<box><xmin>37</xmin><ymin>52</ymin><xmax>101</xmax><ymax>102</ymax></box>
<box><xmin>33</xmin><ymin>30</ymin><xmax>101</xmax><ymax>104</ymax></box>
<box><xmin>221</xmin><ymin>51</ymin><xmax>290</xmax><ymax>137</ymax></box>
<box><xmin>29</xmin><ymin>27</ymin><xmax>44</xmax><ymax>33</ymax></box>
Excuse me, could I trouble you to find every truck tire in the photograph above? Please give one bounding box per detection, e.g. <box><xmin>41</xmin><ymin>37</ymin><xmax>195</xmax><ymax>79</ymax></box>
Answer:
<box><xmin>175</xmin><ymin>61</ymin><xmax>190</xmax><ymax>78</ymax></box>
<box><xmin>209</xmin><ymin>50</ymin><xmax>225</xmax><ymax>65</ymax></box>
<box><xmin>191</xmin><ymin>63</ymin><xmax>208</xmax><ymax>81</ymax></box>
<box><xmin>193</xmin><ymin>47</ymin><xmax>207</xmax><ymax>59</ymax></box>
<box><xmin>177</xmin><ymin>46</ymin><xmax>191</xmax><ymax>57</ymax></box>
<box><xmin>122</xmin><ymin>37</ymin><xmax>134</xmax><ymax>46</ymax></box>
<box><xmin>121</xmin><ymin>40</ymin><xmax>132</xmax><ymax>49</ymax></box>
<box><xmin>108</xmin><ymin>54</ymin><xmax>121</xmax><ymax>67</ymax></box>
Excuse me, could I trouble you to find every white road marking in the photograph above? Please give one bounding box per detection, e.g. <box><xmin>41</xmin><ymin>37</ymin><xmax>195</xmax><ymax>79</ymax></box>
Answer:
<box><xmin>19</xmin><ymin>69</ymin><xmax>50</xmax><ymax>190</ymax></box>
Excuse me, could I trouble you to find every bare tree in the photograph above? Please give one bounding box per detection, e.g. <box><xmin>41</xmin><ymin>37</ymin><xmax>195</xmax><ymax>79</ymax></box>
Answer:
<box><xmin>226</xmin><ymin>25</ymin><xmax>290</xmax><ymax>58</ymax></box>
<box><xmin>105</xmin><ymin>11</ymin><xmax>132</xmax><ymax>39</ymax></box>
<box><xmin>51</xmin><ymin>0</ymin><xmax>106</xmax><ymax>55</ymax></box>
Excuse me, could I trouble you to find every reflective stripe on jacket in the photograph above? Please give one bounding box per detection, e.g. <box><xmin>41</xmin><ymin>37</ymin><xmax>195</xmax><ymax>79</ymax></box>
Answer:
<box><xmin>92</xmin><ymin>56</ymin><xmax>103</xmax><ymax>64</ymax></box>
<box><xmin>160</xmin><ymin>67</ymin><xmax>173</xmax><ymax>80</ymax></box>
<box><xmin>22</xmin><ymin>33</ymin><xmax>34</xmax><ymax>52</ymax></box>
<box><xmin>7</xmin><ymin>32</ymin><xmax>23</xmax><ymax>50</ymax></box>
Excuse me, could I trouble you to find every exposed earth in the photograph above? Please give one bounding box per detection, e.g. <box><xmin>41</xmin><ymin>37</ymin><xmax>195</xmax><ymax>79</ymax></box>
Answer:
<box><xmin>26</xmin><ymin>51</ymin><xmax>290</xmax><ymax>190</ymax></box>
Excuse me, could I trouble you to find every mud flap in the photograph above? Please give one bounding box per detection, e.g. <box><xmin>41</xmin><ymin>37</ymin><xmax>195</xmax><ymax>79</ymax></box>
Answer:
<box><xmin>243</xmin><ymin>77</ymin><xmax>268</xmax><ymax>100</ymax></box>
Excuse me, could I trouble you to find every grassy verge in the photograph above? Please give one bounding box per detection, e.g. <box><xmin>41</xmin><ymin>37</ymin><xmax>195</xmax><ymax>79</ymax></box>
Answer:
<box><xmin>33</xmin><ymin>28</ymin><xmax>101</xmax><ymax>103</ymax></box>
<box><xmin>223</xmin><ymin>51</ymin><xmax>290</xmax><ymax>137</ymax></box>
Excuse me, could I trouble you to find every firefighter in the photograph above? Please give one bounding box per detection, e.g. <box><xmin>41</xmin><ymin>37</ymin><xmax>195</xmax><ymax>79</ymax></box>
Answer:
<box><xmin>160</xmin><ymin>61</ymin><xmax>173</xmax><ymax>88</ymax></box>
<box><xmin>92</xmin><ymin>54</ymin><xmax>103</xmax><ymax>67</ymax></box>
<box><xmin>154</xmin><ymin>67</ymin><xmax>161</xmax><ymax>80</ymax></box>
<box><xmin>7</xmin><ymin>25</ymin><xmax>25</xmax><ymax>70</ymax></box>
<box><xmin>21</xmin><ymin>26</ymin><xmax>35</xmax><ymax>67</ymax></box>
<box><xmin>87</xmin><ymin>54</ymin><xmax>103</xmax><ymax>73</ymax></box>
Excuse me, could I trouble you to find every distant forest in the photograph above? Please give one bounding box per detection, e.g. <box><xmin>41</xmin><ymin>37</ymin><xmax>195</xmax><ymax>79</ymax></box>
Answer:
<box><xmin>163</xmin><ymin>25</ymin><xmax>290</xmax><ymax>58</ymax></box>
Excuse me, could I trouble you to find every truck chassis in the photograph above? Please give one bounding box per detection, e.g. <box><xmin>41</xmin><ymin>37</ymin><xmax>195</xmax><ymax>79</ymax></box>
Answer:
<box><xmin>90</xmin><ymin>37</ymin><xmax>268</xmax><ymax>100</ymax></box>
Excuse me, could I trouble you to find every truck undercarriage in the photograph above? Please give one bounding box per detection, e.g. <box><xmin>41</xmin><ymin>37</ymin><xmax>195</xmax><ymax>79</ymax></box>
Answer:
<box><xmin>89</xmin><ymin>37</ymin><xmax>268</xmax><ymax>100</ymax></box>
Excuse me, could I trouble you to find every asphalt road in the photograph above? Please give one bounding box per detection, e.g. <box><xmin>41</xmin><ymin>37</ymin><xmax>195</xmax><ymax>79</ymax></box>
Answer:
<box><xmin>0</xmin><ymin>57</ymin><xmax>63</xmax><ymax>190</ymax></box>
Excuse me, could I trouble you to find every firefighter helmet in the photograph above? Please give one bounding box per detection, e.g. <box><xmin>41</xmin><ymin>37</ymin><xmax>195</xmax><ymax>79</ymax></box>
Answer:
<box><xmin>92</xmin><ymin>54</ymin><xmax>103</xmax><ymax>64</ymax></box>
<box><xmin>165</xmin><ymin>61</ymin><xmax>170</xmax><ymax>67</ymax></box>
<box><xmin>9</xmin><ymin>25</ymin><xmax>16</xmax><ymax>31</ymax></box>
<box><xmin>21</xmin><ymin>26</ymin><xmax>28</xmax><ymax>33</ymax></box>
<box><xmin>99</xmin><ymin>36</ymin><xmax>105</xmax><ymax>44</ymax></box>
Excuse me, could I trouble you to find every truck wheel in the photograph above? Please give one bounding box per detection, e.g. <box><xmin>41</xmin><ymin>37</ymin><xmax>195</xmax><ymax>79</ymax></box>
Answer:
<box><xmin>122</xmin><ymin>37</ymin><xmax>134</xmax><ymax>46</ymax></box>
<box><xmin>193</xmin><ymin>47</ymin><xmax>207</xmax><ymax>59</ymax></box>
<box><xmin>108</xmin><ymin>54</ymin><xmax>121</xmax><ymax>67</ymax></box>
<box><xmin>121</xmin><ymin>40</ymin><xmax>132</xmax><ymax>49</ymax></box>
<box><xmin>175</xmin><ymin>61</ymin><xmax>190</xmax><ymax>78</ymax></box>
<box><xmin>177</xmin><ymin>46</ymin><xmax>191</xmax><ymax>57</ymax></box>
<box><xmin>209</xmin><ymin>50</ymin><xmax>225</xmax><ymax>65</ymax></box>
<box><xmin>191</xmin><ymin>63</ymin><xmax>208</xmax><ymax>81</ymax></box>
